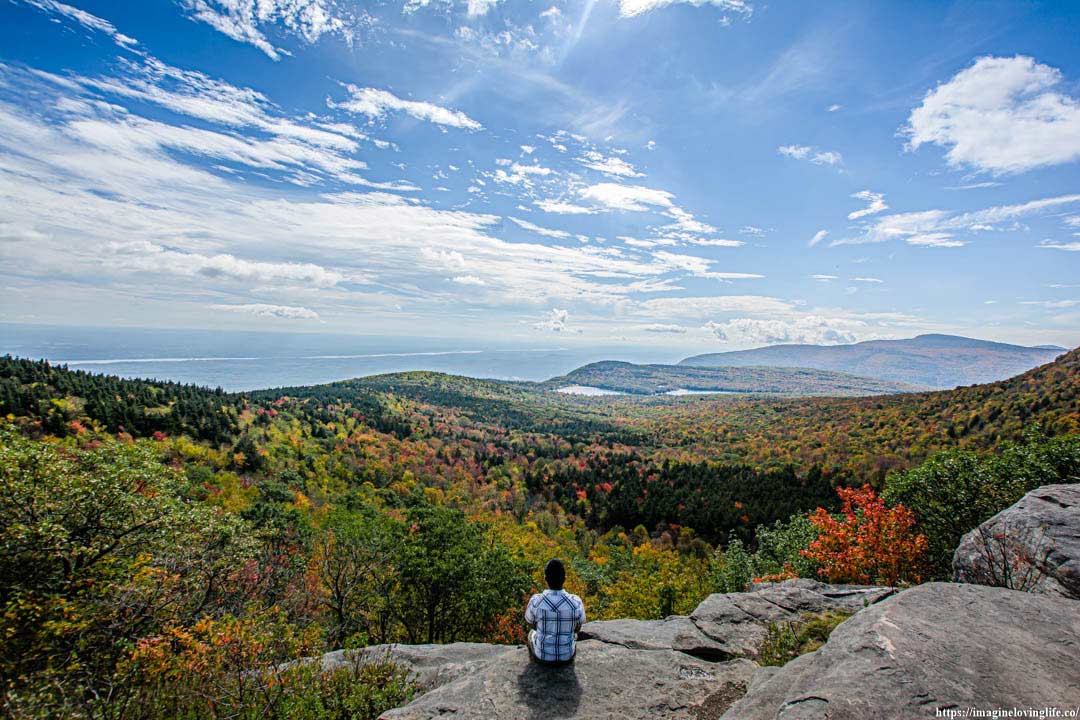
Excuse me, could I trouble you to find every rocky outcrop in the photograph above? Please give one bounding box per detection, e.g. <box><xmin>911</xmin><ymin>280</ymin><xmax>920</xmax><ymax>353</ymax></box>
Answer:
<box><xmin>721</xmin><ymin>582</ymin><xmax>1080</xmax><ymax>719</ymax></box>
<box><xmin>321</xmin><ymin>576</ymin><xmax>1079</xmax><ymax>719</ymax></box>
<box><xmin>349</xmin><ymin>580</ymin><xmax>894</xmax><ymax>719</ymax></box>
<box><xmin>953</xmin><ymin>483</ymin><xmax>1080</xmax><ymax>599</ymax></box>
<box><xmin>581</xmin><ymin>579</ymin><xmax>894</xmax><ymax>661</ymax></box>
<box><xmin>377</xmin><ymin>640</ymin><xmax>757</xmax><ymax>720</ymax></box>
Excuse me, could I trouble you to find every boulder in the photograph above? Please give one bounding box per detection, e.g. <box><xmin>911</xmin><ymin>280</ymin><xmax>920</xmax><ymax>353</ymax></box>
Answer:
<box><xmin>579</xmin><ymin>616</ymin><xmax>732</xmax><ymax>661</ymax></box>
<box><xmin>688</xmin><ymin>579</ymin><xmax>895</xmax><ymax>660</ymax></box>
<box><xmin>721</xmin><ymin>582</ymin><xmax>1080</xmax><ymax>720</ymax></box>
<box><xmin>953</xmin><ymin>483</ymin><xmax>1080</xmax><ymax>599</ymax></box>
<box><xmin>378</xmin><ymin>640</ymin><xmax>757</xmax><ymax>720</ymax></box>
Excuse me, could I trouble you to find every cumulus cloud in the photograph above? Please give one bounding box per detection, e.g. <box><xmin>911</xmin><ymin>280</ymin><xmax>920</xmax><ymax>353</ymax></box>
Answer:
<box><xmin>809</xmin><ymin>229</ymin><xmax>828</xmax><ymax>247</ymax></box>
<box><xmin>534</xmin><ymin>308</ymin><xmax>569</xmax><ymax>332</ymax></box>
<box><xmin>617</xmin><ymin>0</ymin><xmax>751</xmax><ymax>18</ymax></box>
<box><xmin>331</xmin><ymin>85</ymin><xmax>482</xmax><ymax>130</ymax></box>
<box><xmin>180</xmin><ymin>0</ymin><xmax>351</xmax><ymax>60</ymax></box>
<box><xmin>703</xmin><ymin>316</ymin><xmax>864</xmax><ymax>345</ymax></box>
<box><xmin>906</xmin><ymin>55</ymin><xmax>1080</xmax><ymax>175</ymax></box>
<box><xmin>210</xmin><ymin>303</ymin><xmax>322</xmax><ymax>320</ymax></box>
<box><xmin>778</xmin><ymin>144</ymin><xmax>842</xmax><ymax>167</ymax></box>
<box><xmin>847</xmin><ymin>190</ymin><xmax>888</xmax><ymax>220</ymax></box>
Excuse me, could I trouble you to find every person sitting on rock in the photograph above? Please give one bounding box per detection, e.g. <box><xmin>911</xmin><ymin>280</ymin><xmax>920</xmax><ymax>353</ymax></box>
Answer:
<box><xmin>525</xmin><ymin>558</ymin><xmax>586</xmax><ymax>665</ymax></box>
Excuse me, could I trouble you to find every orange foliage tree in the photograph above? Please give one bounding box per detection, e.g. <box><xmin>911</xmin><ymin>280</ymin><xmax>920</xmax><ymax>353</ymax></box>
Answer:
<box><xmin>802</xmin><ymin>485</ymin><xmax>927</xmax><ymax>586</ymax></box>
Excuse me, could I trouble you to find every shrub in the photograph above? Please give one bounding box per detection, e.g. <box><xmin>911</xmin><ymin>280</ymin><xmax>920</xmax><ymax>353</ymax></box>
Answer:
<box><xmin>803</xmin><ymin>485</ymin><xmax>927</xmax><ymax>586</ymax></box>
<box><xmin>758</xmin><ymin>611</ymin><xmax>852</xmax><ymax>667</ymax></box>
<box><xmin>884</xmin><ymin>431</ymin><xmax>1080</xmax><ymax>575</ymax></box>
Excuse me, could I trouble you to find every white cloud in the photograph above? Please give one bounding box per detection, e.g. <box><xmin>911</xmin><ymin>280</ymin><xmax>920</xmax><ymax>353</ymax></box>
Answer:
<box><xmin>180</xmin><ymin>0</ymin><xmax>351</xmax><ymax>60</ymax></box>
<box><xmin>617</xmin><ymin>0</ymin><xmax>751</xmax><ymax>19</ymax></box>
<box><xmin>809</xmin><ymin>229</ymin><xmax>828</xmax><ymax>247</ymax></box>
<box><xmin>642</xmin><ymin>323</ymin><xmax>687</xmax><ymax>333</ymax></box>
<box><xmin>827</xmin><ymin>104</ymin><xmax>842</xmax><ymax>112</ymax></box>
<box><xmin>1039</xmin><ymin>240</ymin><xmax>1080</xmax><ymax>252</ymax></box>
<box><xmin>837</xmin><ymin>194</ymin><xmax>1080</xmax><ymax>248</ymax></box>
<box><xmin>812</xmin><ymin>274</ymin><xmax>837</xmax><ymax>281</ymax></box>
<box><xmin>534</xmin><ymin>308</ymin><xmax>569</xmax><ymax>332</ymax></box>
<box><xmin>1020</xmin><ymin>299</ymin><xmax>1080</xmax><ymax>308</ymax></box>
<box><xmin>509</xmin><ymin>216</ymin><xmax>572</xmax><ymax>239</ymax></box>
<box><xmin>703</xmin><ymin>316</ymin><xmax>864</xmax><ymax>345</ymax></box>
<box><xmin>577</xmin><ymin>150</ymin><xmax>643</xmax><ymax>178</ymax></box>
<box><xmin>906</xmin><ymin>55</ymin><xmax>1080</xmax><ymax>174</ymax></box>
<box><xmin>451</xmin><ymin>274</ymin><xmax>486</xmax><ymax>285</ymax></box>
<box><xmin>18</xmin><ymin>0</ymin><xmax>138</xmax><ymax>47</ymax></box>
<box><xmin>778</xmin><ymin>144</ymin><xmax>842</xmax><ymax>167</ymax></box>
<box><xmin>579</xmin><ymin>182</ymin><xmax>674</xmax><ymax>211</ymax></box>
<box><xmin>107</xmin><ymin>240</ymin><xmax>344</xmax><ymax>286</ymax></box>
<box><xmin>331</xmin><ymin>85</ymin><xmax>482</xmax><ymax>130</ymax></box>
<box><xmin>847</xmin><ymin>190</ymin><xmax>888</xmax><ymax>220</ymax></box>
<box><xmin>210</xmin><ymin>303</ymin><xmax>321</xmax><ymax>320</ymax></box>
<box><xmin>851</xmin><ymin>276</ymin><xmax>884</xmax><ymax>283</ymax></box>
<box><xmin>534</xmin><ymin>199</ymin><xmax>597</xmax><ymax>215</ymax></box>
<box><xmin>464</xmin><ymin>0</ymin><xmax>503</xmax><ymax>15</ymax></box>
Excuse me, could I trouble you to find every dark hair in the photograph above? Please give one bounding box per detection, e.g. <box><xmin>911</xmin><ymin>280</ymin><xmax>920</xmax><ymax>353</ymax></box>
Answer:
<box><xmin>544</xmin><ymin>558</ymin><xmax>566</xmax><ymax>590</ymax></box>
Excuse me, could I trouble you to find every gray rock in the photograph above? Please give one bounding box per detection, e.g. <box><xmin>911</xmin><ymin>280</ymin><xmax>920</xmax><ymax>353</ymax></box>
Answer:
<box><xmin>580</xmin><ymin>580</ymin><xmax>894</xmax><ymax>663</ymax></box>
<box><xmin>319</xmin><ymin>642</ymin><xmax>512</xmax><ymax>692</ymax></box>
<box><xmin>379</xmin><ymin>640</ymin><xmax>757</xmax><ymax>720</ymax></box>
<box><xmin>689</xmin><ymin>579</ymin><xmax>895</xmax><ymax>660</ymax></box>
<box><xmin>579</xmin><ymin>616</ymin><xmax>733</xmax><ymax>661</ymax></box>
<box><xmin>722</xmin><ymin>582</ymin><xmax>1080</xmax><ymax>720</ymax></box>
<box><xmin>953</xmin><ymin>483</ymin><xmax>1080</xmax><ymax>599</ymax></box>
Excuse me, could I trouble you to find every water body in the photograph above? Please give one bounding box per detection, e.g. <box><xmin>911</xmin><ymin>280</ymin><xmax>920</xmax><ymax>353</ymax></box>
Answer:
<box><xmin>663</xmin><ymin>388</ymin><xmax>737</xmax><ymax>396</ymax></box>
<box><xmin>0</xmin><ymin>324</ymin><xmax>681</xmax><ymax>392</ymax></box>
<box><xmin>555</xmin><ymin>385</ymin><xmax>625</xmax><ymax>396</ymax></box>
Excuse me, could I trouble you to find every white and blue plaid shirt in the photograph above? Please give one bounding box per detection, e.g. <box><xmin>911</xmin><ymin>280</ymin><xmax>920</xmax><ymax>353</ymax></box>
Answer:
<box><xmin>525</xmin><ymin>589</ymin><xmax>586</xmax><ymax>662</ymax></box>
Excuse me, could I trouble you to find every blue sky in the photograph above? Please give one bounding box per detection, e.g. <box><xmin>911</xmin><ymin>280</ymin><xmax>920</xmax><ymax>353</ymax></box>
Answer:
<box><xmin>1</xmin><ymin>0</ymin><xmax>1079</xmax><ymax>351</ymax></box>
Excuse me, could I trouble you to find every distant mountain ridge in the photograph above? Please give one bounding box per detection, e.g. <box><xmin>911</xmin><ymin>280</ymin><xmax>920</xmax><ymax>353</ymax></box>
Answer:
<box><xmin>539</xmin><ymin>360</ymin><xmax>925</xmax><ymax>396</ymax></box>
<box><xmin>680</xmin><ymin>334</ymin><xmax>1066</xmax><ymax>389</ymax></box>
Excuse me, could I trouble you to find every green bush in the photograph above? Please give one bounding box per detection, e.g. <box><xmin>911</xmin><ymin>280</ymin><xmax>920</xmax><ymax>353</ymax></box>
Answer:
<box><xmin>758</xmin><ymin>611</ymin><xmax>852</xmax><ymax>667</ymax></box>
<box><xmin>884</xmin><ymin>430</ymin><xmax>1080</xmax><ymax>575</ymax></box>
<box><xmin>711</xmin><ymin>514</ymin><xmax>822</xmax><ymax>593</ymax></box>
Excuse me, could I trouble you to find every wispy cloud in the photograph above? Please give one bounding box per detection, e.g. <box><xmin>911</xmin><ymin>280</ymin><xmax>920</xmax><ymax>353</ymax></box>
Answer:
<box><xmin>179</xmin><ymin>0</ymin><xmax>352</xmax><ymax>60</ymax></box>
<box><xmin>847</xmin><ymin>190</ymin><xmax>888</xmax><ymax>220</ymax></box>
<box><xmin>330</xmin><ymin>85</ymin><xmax>482</xmax><ymax>130</ymax></box>
<box><xmin>617</xmin><ymin>0</ymin><xmax>752</xmax><ymax>19</ymax></box>
<box><xmin>778</xmin><ymin>144</ymin><xmax>842</xmax><ymax>167</ymax></box>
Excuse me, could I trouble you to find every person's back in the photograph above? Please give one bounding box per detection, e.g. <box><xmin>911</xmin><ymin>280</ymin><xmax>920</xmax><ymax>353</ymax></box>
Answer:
<box><xmin>525</xmin><ymin>558</ymin><xmax>585</xmax><ymax>664</ymax></box>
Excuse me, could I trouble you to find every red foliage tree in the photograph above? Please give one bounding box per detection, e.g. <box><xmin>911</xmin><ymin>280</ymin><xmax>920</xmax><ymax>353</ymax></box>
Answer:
<box><xmin>802</xmin><ymin>484</ymin><xmax>928</xmax><ymax>586</ymax></box>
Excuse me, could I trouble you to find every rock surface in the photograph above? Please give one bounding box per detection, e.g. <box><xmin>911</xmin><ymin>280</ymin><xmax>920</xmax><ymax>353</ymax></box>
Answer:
<box><xmin>722</xmin><ymin>582</ymin><xmax>1080</xmax><ymax>720</ymax></box>
<box><xmin>378</xmin><ymin>640</ymin><xmax>757</xmax><ymax>720</ymax></box>
<box><xmin>581</xmin><ymin>579</ymin><xmax>894</xmax><ymax>662</ymax></box>
<box><xmin>953</xmin><ymin>483</ymin><xmax>1080</xmax><ymax>599</ymax></box>
<box><xmin>354</xmin><ymin>580</ymin><xmax>894</xmax><ymax>719</ymax></box>
<box><xmin>320</xmin><ymin>642</ymin><xmax>509</xmax><ymax>691</ymax></box>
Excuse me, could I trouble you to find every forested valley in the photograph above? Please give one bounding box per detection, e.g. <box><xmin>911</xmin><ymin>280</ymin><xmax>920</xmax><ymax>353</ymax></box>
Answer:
<box><xmin>1</xmin><ymin>350</ymin><xmax>1078</xmax><ymax>718</ymax></box>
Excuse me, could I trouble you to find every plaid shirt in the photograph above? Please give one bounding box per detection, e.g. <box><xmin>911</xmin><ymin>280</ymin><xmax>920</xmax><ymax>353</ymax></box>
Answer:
<box><xmin>525</xmin><ymin>589</ymin><xmax>586</xmax><ymax>662</ymax></box>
